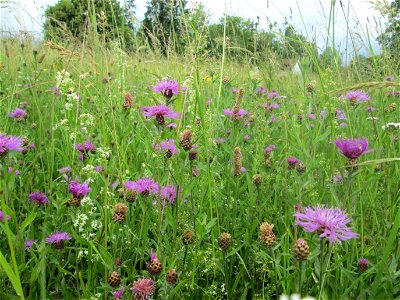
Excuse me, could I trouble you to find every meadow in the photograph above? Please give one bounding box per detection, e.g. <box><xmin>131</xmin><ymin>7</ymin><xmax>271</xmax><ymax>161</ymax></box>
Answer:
<box><xmin>0</xmin><ymin>6</ymin><xmax>400</xmax><ymax>299</ymax></box>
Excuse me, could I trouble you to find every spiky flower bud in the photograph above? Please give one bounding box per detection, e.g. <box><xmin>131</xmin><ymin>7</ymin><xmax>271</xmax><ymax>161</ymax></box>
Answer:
<box><xmin>166</xmin><ymin>269</ymin><xmax>178</xmax><ymax>285</ymax></box>
<box><xmin>259</xmin><ymin>222</ymin><xmax>276</xmax><ymax>248</ymax></box>
<box><xmin>294</xmin><ymin>239</ymin><xmax>310</xmax><ymax>260</ymax></box>
<box><xmin>108</xmin><ymin>271</ymin><xmax>121</xmax><ymax>287</ymax></box>
<box><xmin>345</xmin><ymin>158</ymin><xmax>358</xmax><ymax>171</ymax></box>
<box><xmin>306</xmin><ymin>82</ymin><xmax>315</xmax><ymax>93</ymax></box>
<box><xmin>182</xmin><ymin>230</ymin><xmax>195</xmax><ymax>245</ymax></box>
<box><xmin>234</xmin><ymin>147</ymin><xmax>243</xmax><ymax>176</ymax></box>
<box><xmin>218</xmin><ymin>232</ymin><xmax>232</xmax><ymax>251</ymax></box>
<box><xmin>113</xmin><ymin>203</ymin><xmax>128</xmax><ymax>215</ymax></box>
<box><xmin>252</xmin><ymin>174</ymin><xmax>262</xmax><ymax>186</ymax></box>
<box><xmin>358</xmin><ymin>257</ymin><xmax>369</xmax><ymax>273</ymax></box>
<box><xmin>123</xmin><ymin>93</ymin><xmax>134</xmax><ymax>110</ymax></box>
<box><xmin>147</xmin><ymin>259</ymin><xmax>162</xmax><ymax>276</ymax></box>
<box><xmin>296</xmin><ymin>162</ymin><xmax>306</xmax><ymax>173</ymax></box>
<box><xmin>232</xmin><ymin>89</ymin><xmax>244</xmax><ymax>121</ymax></box>
<box><xmin>179</xmin><ymin>130</ymin><xmax>193</xmax><ymax>151</ymax></box>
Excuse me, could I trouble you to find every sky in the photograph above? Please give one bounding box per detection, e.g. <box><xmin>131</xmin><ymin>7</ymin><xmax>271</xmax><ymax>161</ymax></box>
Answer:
<box><xmin>0</xmin><ymin>0</ymin><xmax>385</xmax><ymax>58</ymax></box>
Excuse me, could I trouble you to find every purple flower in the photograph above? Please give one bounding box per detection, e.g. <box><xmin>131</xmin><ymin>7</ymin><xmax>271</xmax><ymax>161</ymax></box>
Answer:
<box><xmin>25</xmin><ymin>239</ymin><xmax>37</xmax><ymax>251</ymax></box>
<box><xmin>131</xmin><ymin>278</ymin><xmax>155</xmax><ymax>300</ymax></box>
<box><xmin>366</xmin><ymin>106</ymin><xmax>376</xmax><ymax>112</ymax></box>
<box><xmin>58</xmin><ymin>166</ymin><xmax>72</xmax><ymax>174</ymax></box>
<box><xmin>336</xmin><ymin>109</ymin><xmax>347</xmax><ymax>121</ymax></box>
<box><xmin>332</xmin><ymin>170</ymin><xmax>348</xmax><ymax>184</ymax></box>
<box><xmin>223</xmin><ymin>108</ymin><xmax>248</xmax><ymax>120</ymax></box>
<box><xmin>309</xmin><ymin>113</ymin><xmax>316</xmax><ymax>120</ymax></box>
<box><xmin>29</xmin><ymin>192</ymin><xmax>49</xmax><ymax>205</ymax></box>
<box><xmin>205</xmin><ymin>99</ymin><xmax>212</xmax><ymax>106</ymax></box>
<box><xmin>385</xmin><ymin>75</ymin><xmax>395</xmax><ymax>81</ymax></box>
<box><xmin>153</xmin><ymin>139</ymin><xmax>179</xmax><ymax>157</ymax></box>
<box><xmin>166</xmin><ymin>123</ymin><xmax>177</xmax><ymax>130</ymax></box>
<box><xmin>269</xmin><ymin>115</ymin><xmax>276</xmax><ymax>125</ymax></box>
<box><xmin>320</xmin><ymin>110</ymin><xmax>327</xmax><ymax>119</ymax></box>
<box><xmin>334</xmin><ymin>138</ymin><xmax>374</xmax><ymax>159</ymax></box>
<box><xmin>0</xmin><ymin>135</ymin><xmax>23</xmax><ymax>155</ymax></box>
<box><xmin>141</xmin><ymin>105</ymin><xmax>180</xmax><ymax>125</ymax></box>
<box><xmin>287</xmin><ymin>156</ymin><xmax>300</xmax><ymax>166</ymax></box>
<box><xmin>160</xmin><ymin>185</ymin><xmax>177</xmax><ymax>204</ymax></box>
<box><xmin>9</xmin><ymin>108</ymin><xmax>27</xmax><ymax>119</ymax></box>
<box><xmin>268</xmin><ymin>90</ymin><xmax>281</xmax><ymax>99</ymax></box>
<box><xmin>69</xmin><ymin>181</ymin><xmax>91</xmax><ymax>198</ymax></box>
<box><xmin>262</xmin><ymin>102</ymin><xmax>280</xmax><ymax>112</ymax></box>
<box><xmin>75</xmin><ymin>139</ymin><xmax>96</xmax><ymax>157</ymax></box>
<box><xmin>294</xmin><ymin>206</ymin><xmax>359</xmax><ymax>244</ymax></box>
<box><xmin>257</xmin><ymin>86</ymin><xmax>267</xmax><ymax>95</ymax></box>
<box><xmin>264</xmin><ymin>144</ymin><xmax>276</xmax><ymax>156</ymax></box>
<box><xmin>240</xmin><ymin>166</ymin><xmax>246</xmax><ymax>173</ymax></box>
<box><xmin>243</xmin><ymin>135</ymin><xmax>250</xmax><ymax>142</ymax></box>
<box><xmin>214</xmin><ymin>137</ymin><xmax>226</xmax><ymax>144</ymax></box>
<box><xmin>345</xmin><ymin>91</ymin><xmax>370</xmax><ymax>103</ymax></box>
<box><xmin>231</xmin><ymin>88</ymin><xmax>239</xmax><ymax>94</ymax></box>
<box><xmin>45</xmin><ymin>231</ymin><xmax>72</xmax><ymax>248</ymax></box>
<box><xmin>125</xmin><ymin>177</ymin><xmax>158</xmax><ymax>196</ymax></box>
<box><xmin>7</xmin><ymin>167</ymin><xmax>19</xmax><ymax>176</ymax></box>
<box><xmin>153</xmin><ymin>80</ymin><xmax>179</xmax><ymax>99</ymax></box>
<box><xmin>113</xmin><ymin>286</ymin><xmax>124</xmax><ymax>299</ymax></box>
<box><xmin>0</xmin><ymin>210</ymin><xmax>11</xmax><ymax>222</ymax></box>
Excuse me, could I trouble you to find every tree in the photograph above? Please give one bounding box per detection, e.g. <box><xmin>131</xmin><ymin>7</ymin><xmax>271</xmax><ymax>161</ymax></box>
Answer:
<box><xmin>141</xmin><ymin>0</ymin><xmax>188</xmax><ymax>54</ymax></box>
<box><xmin>319</xmin><ymin>46</ymin><xmax>342</xmax><ymax>68</ymax></box>
<box><xmin>43</xmin><ymin>0</ymin><xmax>135</xmax><ymax>48</ymax></box>
<box><xmin>376</xmin><ymin>0</ymin><xmax>400</xmax><ymax>69</ymax></box>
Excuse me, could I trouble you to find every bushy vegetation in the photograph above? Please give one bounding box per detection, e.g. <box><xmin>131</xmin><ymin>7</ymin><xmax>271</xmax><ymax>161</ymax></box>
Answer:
<box><xmin>1</xmin><ymin>0</ymin><xmax>400</xmax><ymax>299</ymax></box>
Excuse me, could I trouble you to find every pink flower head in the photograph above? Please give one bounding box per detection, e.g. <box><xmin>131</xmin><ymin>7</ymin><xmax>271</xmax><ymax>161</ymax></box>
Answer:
<box><xmin>153</xmin><ymin>139</ymin><xmax>179</xmax><ymax>156</ymax></box>
<box><xmin>9</xmin><ymin>108</ymin><xmax>27</xmax><ymax>119</ymax></box>
<box><xmin>29</xmin><ymin>192</ymin><xmax>49</xmax><ymax>205</ymax></box>
<box><xmin>256</xmin><ymin>86</ymin><xmax>267</xmax><ymax>95</ymax></box>
<box><xmin>131</xmin><ymin>278</ymin><xmax>155</xmax><ymax>300</ymax></box>
<box><xmin>231</xmin><ymin>88</ymin><xmax>239</xmax><ymax>94</ymax></box>
<box><xmin>68</xmin><ymin>180</ymin><xmax>91</xmax><ymax>198</ymax></box>
<box><xmin>334</xmin><ymin>138</ymin><xmax>374</xmax><ymax>159</ymax></box>
<box><xmin>75</xmin><ymin>139</ymin><xmax>96</xmax><ymax>154</ymax></box>
<box><xmin>366</xmin><ymin>106</ymin><xmax>376</xmax><ymax>112</ymax></box>
<box><xmin>294</xmin><ymin>205</ymin><xmax>359</xmax><ymax>244</ymax></box>
<box><xmin>141</xmin><ymin>105</ymin><xmax>180</xmax><ymax>120</ymax></box>
<box><xmin>268</xmin><ymin>90</ymin><xmax>281</xmax><ymax>99</ymax></box>
<box><xmin>58</xmin><ymin>166</ymin><xmax>72</xmax><ymax>174</ymax></box>
<box><xmin>345</xmin><ymin>90</ymin><xmax>370</xmax><ymax>103</ymax></box>
<box><xmin>113</xmin><ymin>286</ymin><xmax>124</xmax><ymax>299</ymax></box>
<box><xmin>125</xmin><ymin>178</ymin><xmax>158</xmax><ymax>196</ymax></box>
<box><xmin>153</xmin><ymin>80</ymin><xmax>179</xmax><ymax>99</ymax></box>
<box><xmin>0</xmin><ymin>135</ymin><xmax>23</xmax><ymax>154</ymax></box>
<box><xmin>0</xmin><ymin>210</ymin><xmax>11</xmax><ymax>222</ymax></box>
<box><xmin>264</xmin><ymin>144</ymin><xmax>276</xmax><ymax>156</ymax></box>
<box><xmin>160</xmin><ymin>185</ymin><xmax>177</xmax><ymax>204</ymax></box>
<box><xmin>45</xmin><ymin>231</ymin><xmax>72</xmax><ymax>248</ymax></box>
<box><xmin>287</xmin><ymin>156</ymin><xmax>300</xmax><ymax>166</ymax></box>
<box><xmin>25</xmin><ymin>239</ymin><xmax>37</xmax><ymax>250</ymax></box>
<box><xmin>223</xmin><ymin>108</ymin><xmax>248</xmax><ymax>120</ymax></box>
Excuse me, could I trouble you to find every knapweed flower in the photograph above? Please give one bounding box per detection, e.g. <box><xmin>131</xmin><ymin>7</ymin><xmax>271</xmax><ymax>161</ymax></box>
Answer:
<box><xmin>287</xmin><ymin>156</ymin><xmax>300</xmax><ymax>169</ymax></box>
<box><xmin>153</xmin><ymin>139</ymin><xmax>179</xmax><ymax>158</ymax></box>
<box><xmin>131</xmin><ymin>278</ymin><xmax>155</xmax><ymax>300</ymax></box>
<box><xmin>264</xmin><ymin>144</ymin><xmax>276</xmax><ymax>157</ymax></box>
<box><xmin>9</xmin><ymin>108</ymin><xmax>27</xmax><ymax>120</ymax></box>
<box><xmin>76</xmin><ymin>139</ymin><xmax>96</xmax><ymax>160</ymax></box>
<box><xmin>358</xmin><ymin>257</ymin><xmax>369</xmax><ymax>272</ymax></box>
<box><xmin>294</xmin><ymin>206</ymin><xmax>359</xmax><ymax>244</ymax></box>
<box><xmin>336</xmin><ymin>109</ymin><xmax>347</xmax><ymax>121</ymax></box>
<box><xmin>366</xmin><ymin>106</ymin><xmax>376</xmax><ymax>112</ymax></box>
<box><xmin>29</xmin><ymin>192</ymin><xmax>49</xmax><ymax>205</ymax></box>
<box><xmin>268</xmin><ymin>90</ymin><xmax>281</xmax><ymax>99</ymax></box>
<box><xmin>0</xmin><ymin>134</ymin><xmax>23</xmax><ymax>157</ymax></box>
<box><xmin>256</xmin><ymin>86</ymin><xmax>267</xmax><ymax>95</ymax></box>
<box><xmin>125</xmin><ymin>177</ymin><xmax>158</xmax><ymax>196</ymax></box>
<box><xmin>113</xmin><ymin>286</ymin><xmax>124</xmax><ymax>299</ymax></box>
<box><xmin>45</xmin><ymin>232</ymin><xmax>72</xmax><ymax>248</ymax></box>
<box><xmin>345</xmin><ymin>91</ymin><xmax>370</xmax><ymax>104</ymax></box>
<box><xmin>141</xmin><ymin>105</ymin><xmax>180</xmax><ymax>125</ymax></box>
<box><xmin>334</xmin><ymin>138</ymin><xmax>374</xmax><ymax>159</ymax></box>
<box><xmin>69</xmin><ymin>180</ymin><xmax>92</xmax><ymax>198</ymax></box>
<box><xmin>153</xmin><ymin>79</ymin><xmax>179</xmax><ymax>99</ymax></box>
<box><xmin>384</xmin><ymin>75</ymin><xmax>395</xmax><ymax>81</ymax></box>
<box><xmin>0</xmin><ymin>210</ymin><xmax>11</xmax><ymax>222</ymax></box>
<box><xmin>223</xmin><ymin>108</ymin><xmax>248</xmax><ymax>120</ymax></box>
<box><xmin>25</xmin><ymin>239</ymin><xmax>37</xmax><ymax>251</ymax></box>
<box><xmin>161</xmin><ymin>185</ymin><xmax>177</xmax><ymax>204</ymax></box>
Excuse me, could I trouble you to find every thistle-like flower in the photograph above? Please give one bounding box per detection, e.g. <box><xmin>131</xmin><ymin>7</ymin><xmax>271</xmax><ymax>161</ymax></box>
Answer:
<box><xmin>294</xmin><ymin>206</ymin><xmax>359</xmax><ymax>244</ymax></box>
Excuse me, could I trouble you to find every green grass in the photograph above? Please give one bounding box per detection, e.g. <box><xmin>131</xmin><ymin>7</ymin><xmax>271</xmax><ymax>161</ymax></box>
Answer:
<box><xmin>0</xmin><ymin>2</ymin><xmax>400</xmax><ymax>299</ymax></box>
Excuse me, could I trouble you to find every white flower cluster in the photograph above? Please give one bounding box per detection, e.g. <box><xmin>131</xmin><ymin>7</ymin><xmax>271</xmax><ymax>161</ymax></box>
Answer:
<box><xmin>80</xmin><ymin>113</ymin><xmax>94</xmax><ymax>127</ymax></box>
<box><xmin>65</xmin><ymin>102</ymin><xmax>74</xmax><ymax>111</ymax></box>
<box><xmin>55</xmin><ymin>69</ymin><xmax>74</xmax><ymax>95</ymax></box>
<box><xmin>66</xmin><ymin>90</ymin><xmax>80</xmax><ymax>103</ymax></box>
<box><xmin>96</xmin><ymin>147</ymin><xmax>111</xmax><ymax>161</ymax></box>
<box><xmin>52</xmin><ymin>118</ymin><xmax>69</xmax><ymax>131</ymax></box>
<box><xmin>382</xmin><ymin>122</ymin><xmax>400</xmax><ymax>130</ymax></box>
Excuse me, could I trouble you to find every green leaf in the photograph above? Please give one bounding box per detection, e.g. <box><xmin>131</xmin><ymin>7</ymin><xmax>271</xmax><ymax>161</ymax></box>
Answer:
<box><xmin>21</xmin><ymin>212</ymin><xmax>37</xmax><ymax>231</ymax></box>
